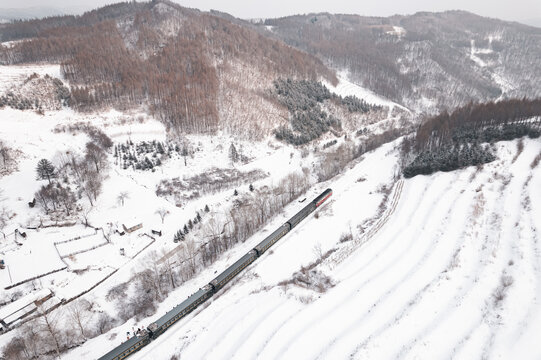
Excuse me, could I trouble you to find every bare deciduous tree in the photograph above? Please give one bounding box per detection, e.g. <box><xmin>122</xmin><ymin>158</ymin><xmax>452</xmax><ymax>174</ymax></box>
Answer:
<box><xmin>0</xmin><ymin>139</ymin><xmax>10</xmax><ymax>170</ymax></box>
<box><xmin>81</xmin><ymin>173</ymin><xmax>103</xmax><ymax>206</ymax></box>
<box><xmin>2</xmin><ymin>336</ymin><xmax>27</xmax><ymax>360</ymax></box>
<box><xmin>0</xmin><ymin>190</ymin><xmax>8</xmax><ymax>238</ymax></box>
<box><xmin>155</xmin><ymin>207</ymin><xmax>170</xmax><ymax>224</ymax></box>
<box><xmin>37</xmin><ymin>307</ymin><xmax>62</xmax><ymax>358</ymax></box>
<box><xmin>117</xmin><ymin>191</ymin><xmax>129</xmax><ymax>206</ymax></box>
<box><xmin>80</xmin><ymin>206</ymin><xmax>92</xmax><ymax>227</ymax></box>
<box><xmin>56</xmin><ymin>185</ymin><xmax>76</xmax><ymax>216</ymax></box>
<box><xmin>67</xmin><ymin>299</ymin><xmax>93</xmax><ymax>340</ymax></box>
<box><xmin>160</xmin><ymin>248</ymin><xmax>177</xmax><ymax>289</ymax></box>
<box><xmin>85</xmin><ymin>142</ymin><xmax>108</xmax><ymax>174</ymax></box>
<box><xmin>96</xmin><ymin>312</ymin><xmax>114</xmax><ymax>335</ymax></box>
<box><xmin>184</xmin><ymin>239</ymin><xmax>198</xmax><ymax>276</ymax></box>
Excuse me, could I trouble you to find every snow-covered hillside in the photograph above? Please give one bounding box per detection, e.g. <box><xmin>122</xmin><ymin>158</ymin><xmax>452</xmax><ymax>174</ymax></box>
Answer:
<box><xmin>1</xmin><ymin>62</ymin><xmax>540</xmax><ymax>360</ymax></box>
<box><xmin>63</xmin><ymin>137</ymin><xmax>541</xmax><ymax>360</ymax></box>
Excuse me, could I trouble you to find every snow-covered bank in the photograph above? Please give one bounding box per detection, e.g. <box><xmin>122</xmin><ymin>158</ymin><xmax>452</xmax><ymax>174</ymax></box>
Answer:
<box><xmin>67</xmin><ymin>137</ymin><xmax>541</xmax><ymax>360</ymax></box>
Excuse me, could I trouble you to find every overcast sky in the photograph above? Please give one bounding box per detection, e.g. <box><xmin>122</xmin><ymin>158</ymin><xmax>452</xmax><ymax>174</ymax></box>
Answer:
<box><xmin>1</xmin><ymin>0</ymin><xmax>540</xmax><ymax>23</ymax></box>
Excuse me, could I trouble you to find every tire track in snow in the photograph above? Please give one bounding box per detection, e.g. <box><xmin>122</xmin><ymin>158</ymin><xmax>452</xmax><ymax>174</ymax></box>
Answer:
<box><xmin>334</xmin><ymin>173</ymin><xmax>472</xmax><ymax>359</ymax></box>
<box><xmin>331</xmin><ymin>178</ymin><xmax>428</xmax><ymax>282</ymax></box>
<box><xmin>401</xmin><ymin>169</ymin><xmax>511</xmax><ymax>359</ymax></box>
<box><xmin>515</xmin><ymin>169</ymin><xmax>541</xmax><ymax>335</ymax></box>
<box><xmin>398</xmin><ymin>176</ymin><xmax>504</xmax><ymax>359</ymax></box>
<box><xmin>268</xmin><ymin>175</ymin><xmax>456</xmax><ymax>359</ymax></box>
<box><xmin>346</xmin><ymin>173</ymin><xmax>474</xmax><ymax>359</ymax></box>
<box><xmin>252</xmin><ymin>179</ymin><xmax>420</xmax><ymax>359</ymax></box>
<box><xmin>202</xmin><ymin>297</ymin><xmax>287</xmax><ymax>360</ymax></box>
<box><xmin>478</xmin><ymin>156</ymin><xmax>530</xmax><ymax>360</ymax></box>
<box><xmin>402</xmin><ymin>157</ymin><xmax>524</xmax><ymax>359</ymax></box>
<box><xmin>482</xmin><ymin>149</ymin><xmax>541</xmax><ymax>359</ymax></box>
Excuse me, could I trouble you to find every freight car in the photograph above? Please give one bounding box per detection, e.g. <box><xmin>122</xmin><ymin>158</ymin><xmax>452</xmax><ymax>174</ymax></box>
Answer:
<box><xmin>98</xmin><ymin>188</ymin><xmax>332</xmax><ymax>360</ymax></box>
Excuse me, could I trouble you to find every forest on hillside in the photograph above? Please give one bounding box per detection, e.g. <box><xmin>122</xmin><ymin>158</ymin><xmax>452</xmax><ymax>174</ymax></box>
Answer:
<box><xmin>0</xmin><ymin>1</ymin><xmax>335</xmax><ymax>135</ymax></box>
<box><xmin>262</xmin><ymin>11</ymin><xmax>541</xmax><ymax>112</ymax></box>
<box><xmin>403</xmin><ymin>98</ymin><xmax>541</xmax><ymax>177</ymax></box>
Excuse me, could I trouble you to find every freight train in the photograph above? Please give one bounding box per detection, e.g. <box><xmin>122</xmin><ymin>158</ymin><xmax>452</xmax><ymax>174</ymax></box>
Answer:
<box><xmin>98</xmin><ymin>188</ymin><xmax>332</xmax><ymax>360</ymax></box>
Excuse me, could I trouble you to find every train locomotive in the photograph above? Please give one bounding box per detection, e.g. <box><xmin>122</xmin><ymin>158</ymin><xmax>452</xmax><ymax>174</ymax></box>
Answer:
<box><xmin>98</xmin><ymin>188</ymin><xmax>332</xmax><ymax>360</ymax></box>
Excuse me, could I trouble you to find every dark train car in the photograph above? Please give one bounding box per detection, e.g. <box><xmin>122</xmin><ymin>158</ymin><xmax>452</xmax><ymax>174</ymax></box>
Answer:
<box><xmin>254</xmin><ymin>224</ymin><xmax>290</xmax><ymax>256</ymax></box>
<box><xmin>313</xmin><ymin>188</ymin><xmax>332</xmax><ymax>207</ymax></box>
<box><xmin>97</xmin><ymin>333</ymin><xmax>150</xmax><ymax>360</ymax></box>
<box><xmin>98</xmin><ymin>188</ymin><xmax>333</xmax><ymax>360</ymax></box>
<box><xmin>209</xmin><ymin>250</ymin><xmax>257</xmax><ymax>292</ymax></box>
<box><xmin>149</xmin><ymin>285</ymin><xmax>213</xmax><ymax>339</ymax></box>
<box><xmin>286</xmin><ymin>202</ymin><xmax>316</xmax><ymax>229</ymax></box>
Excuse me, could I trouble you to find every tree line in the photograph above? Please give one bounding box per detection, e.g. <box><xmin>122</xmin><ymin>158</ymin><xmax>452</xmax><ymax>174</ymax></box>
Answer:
<box><xmin>415</xmin><ymin>98</ymin><xmax>541</xmax><ymax>151</ymax></box>
<box><xmin>402</xmin><ymin>98</ymin><xmax>541</xmax><ymax>177</ymax></box>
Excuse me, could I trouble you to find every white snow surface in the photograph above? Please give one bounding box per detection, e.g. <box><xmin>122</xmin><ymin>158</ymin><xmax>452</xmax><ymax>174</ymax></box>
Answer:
<box><xmin>324</xmin><ymin>71</ymin><xmax>405</xmax><ymax>110</ymax></box>
<box><xmin>66</xmin><ymin>137</ymin><xmax>541</xmax><ymax>360</ymax></box>
<box><xmin>0</xmin><ymin>64</ymin><xmax>62</xmax><ymax>94</ymax></box>
<box><xmin>0</xmin><ymin>64</ymin><xmax>540</xmax><ymax>360</ymax></box>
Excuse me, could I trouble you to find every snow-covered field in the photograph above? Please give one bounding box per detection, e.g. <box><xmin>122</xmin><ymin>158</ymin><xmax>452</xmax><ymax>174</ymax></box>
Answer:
<box><xmin>63</xmin><ymin>137</ymin><xmax>541</xmax><ymax>360</ymax></box>
<box><xmin>0</xmin><ymin>64</ymin><xmax>62</xmax><ymax>93</ymax></box>
<box><xmin>325</xmin><ymin>71</ymin><xmax>410</xmax><ymax>112</ymax></box>
<box><xmin>1</xmin><ymin>62</ymin><xmax>540</xmax><ymax>360</ymax></box>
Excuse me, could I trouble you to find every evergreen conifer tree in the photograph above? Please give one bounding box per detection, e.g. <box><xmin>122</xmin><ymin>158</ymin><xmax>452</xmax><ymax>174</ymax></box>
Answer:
<box><xmin>36</xmin><ymin>158</ymin><xmax>56</xmax><ymax>183</ymax></box>
<box><xmin>229</xmin><ymin>143</ymin><xmax>239</xmax><ymax>162</ymax></box>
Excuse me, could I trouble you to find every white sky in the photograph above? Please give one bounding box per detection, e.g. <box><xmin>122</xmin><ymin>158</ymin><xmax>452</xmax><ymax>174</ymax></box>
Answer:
<box><xmin>1</xmin><ymin>0</ymin><xmax>540</xmax><ymax>23</ymax></box>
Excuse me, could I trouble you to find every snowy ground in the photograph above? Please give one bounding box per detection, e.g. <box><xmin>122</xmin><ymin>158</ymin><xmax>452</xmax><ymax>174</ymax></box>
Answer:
<box><xmin>324</xmin><ymin>71</ymin><xmax>410</xmax><ymax>113</ymax></box>
<box><xmin>62</xmin><ymin>137</ymin><xmax>541</xmax><ymax>360</ymax></box>
<box><xmin>1</xmin><ymin>63</ymin><xmax>540</xmax><ymax>360</ymax></box>
<box><xmin>0</xmin><ymin>64</ymin><xmax>62</xmax><ymax>93</ymax></box>
<box><xmin>0</xmin><ymin>64</ymin><xmax>332</xmax><ymax>341</ymax></box>
<box><xmin>63</xmin><ymin>136</ymin><xmax>541</xmax><ymax>359</ymax></box>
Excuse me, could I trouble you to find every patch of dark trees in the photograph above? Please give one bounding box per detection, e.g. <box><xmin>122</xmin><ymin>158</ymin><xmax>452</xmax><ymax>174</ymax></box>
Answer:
<box><xmin>403</xmin><ymin>98</ymin><xmax>541</xmax><ymax>178</ymax></box>
<box><xmin>114</xmin><ymin>140</ymin><xmax>173</xmax><ymax>171</ymax></box>
<box><xmin>173</xmin><ymin>207</ymin><xmax>207</xmax><ymax>243</ymax></box>
<box><xmin>403</xmin><ymin>143</ymin><xmax>496</xmax><ymax>178</ymax></box>
<box><xmin>0</xmin><ymin>92</ymin><xmax>36</xmax><ymax>111</ymax></box>
<box><xmin>323</xmin><ymin>139</ymin><xmax>338</xmax><ymax>149</ymax></box>
<box><xmin>273</xmin><ymin>78</ymin><xmax>377</xmax><ymax>145</ymax></box>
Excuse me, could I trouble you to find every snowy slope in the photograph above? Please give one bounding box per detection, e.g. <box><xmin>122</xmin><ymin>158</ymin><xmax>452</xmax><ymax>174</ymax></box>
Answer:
<box><xmin>1</xmin><ymin>62</ymin><xmax>540</xmax><ymax>360</ymax></box>
<box><xmin>63</xmin><ymin>137</ymin><xmax>541</xmax><ymax>360</ymax></box>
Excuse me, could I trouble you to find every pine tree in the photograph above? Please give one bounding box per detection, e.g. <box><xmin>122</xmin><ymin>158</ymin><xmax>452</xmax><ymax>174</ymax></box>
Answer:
<box><xmin>233</xmin><ymin>189</ymin><xmax>238</xmax><ymax>196</ymax></box>
<box><xmin>188</xmin><ymin>219</ymin><xmax>193</xmax><ymax>229</ymax></box>
<box><xmin>36</xmin><ymin>158</ymin><xmax>56</xmax><ymax>183</ymax></box>
<box><xmin>196</xmin><ymin>212</ymin><xmax>202</xmax><ymax>222</ymax></box>
<box><xmin>229</xmin><ymin>143</ymin><xmax>239</xmax><ymax>163</ymax></box>
<box><xmin>204</xmin><ymin>204</ymin><xmax>210</xmax><ymax>212</ymax></box>
<box><xmin>173</xmin><ymin>229</ymin><xmax>183</xmax><ymax>243</ymax></box>
<box><xmin>183</xmin><ymin>224</ymin><xmax>189</xmax><ymax>234</ymax></box>
<box><xmin>249</xmin><ymin>184</ymin><xmax>254</xmax><ymax>192</ymax></box>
